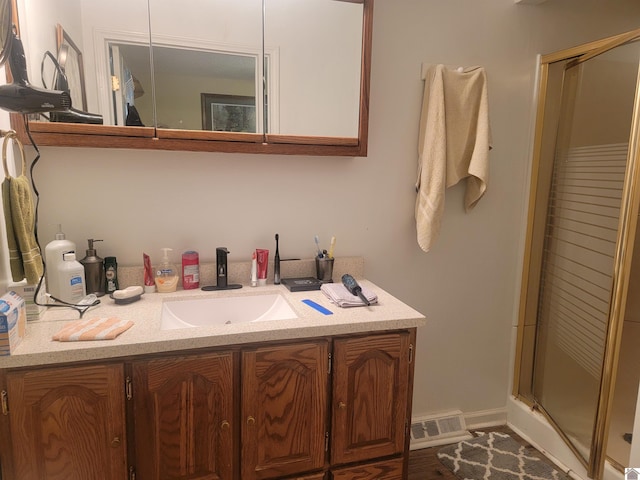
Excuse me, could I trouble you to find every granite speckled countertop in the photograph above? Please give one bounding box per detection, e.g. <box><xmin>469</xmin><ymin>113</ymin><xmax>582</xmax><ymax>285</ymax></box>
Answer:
<box><xmin>1</xmin><ymin>258</ymin><xmax>426</xmax><ymax>369</ymax></box>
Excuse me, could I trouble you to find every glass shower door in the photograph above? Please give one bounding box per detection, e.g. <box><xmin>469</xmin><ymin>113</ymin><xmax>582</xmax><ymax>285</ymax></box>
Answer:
<box><xmin>531</xmin><ymin>39</ymin><xmax>640</xmax><ymax>473</ymax></box>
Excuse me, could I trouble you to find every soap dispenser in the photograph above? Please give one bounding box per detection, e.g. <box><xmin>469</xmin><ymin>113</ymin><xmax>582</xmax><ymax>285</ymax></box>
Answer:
<box><xmin>155</xmin><ymin>248</ymin><xmax>179</xmax><ymax>293</ymax></box>
<box><xmin>80</xmin><ymin>239</ymin><xmax>105</xmax><ymax>297</ymax></box>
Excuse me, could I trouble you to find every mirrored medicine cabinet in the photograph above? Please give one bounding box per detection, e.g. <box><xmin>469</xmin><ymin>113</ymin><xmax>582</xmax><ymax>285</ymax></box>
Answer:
<box><xmin>8</xmin><ymin>0</ymin><xmax>373</xmax><ymax>156</ymax></box>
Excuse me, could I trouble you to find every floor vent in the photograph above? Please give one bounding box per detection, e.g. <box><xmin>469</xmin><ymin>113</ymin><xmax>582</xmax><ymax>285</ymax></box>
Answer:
<box><xmin>410</xmin><ymin>410</ymin><xmax>473</xmax><ymax>450</ymax></box>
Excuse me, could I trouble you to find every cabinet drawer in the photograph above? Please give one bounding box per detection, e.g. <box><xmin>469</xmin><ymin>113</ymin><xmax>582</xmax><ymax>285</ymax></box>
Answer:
<box><xmin>330</xmin><ymin>457</ymin><xmax>404</xmax><ymax>480</ymax></box>
<box><xmin>284</xmin><ymin>473</ymin><xmax>326</xmax><ymax>480</ymax></box>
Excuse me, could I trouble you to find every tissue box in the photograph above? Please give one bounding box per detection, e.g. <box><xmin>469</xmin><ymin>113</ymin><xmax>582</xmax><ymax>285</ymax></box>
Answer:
<box><xmin>8</xmin><ymin>281</ymin><xmax>47</xmax><ymax>320</ymax></box>
<box><xmin>0</xmin><ymin>291</ymin><xmax>26</xmax><ymax>356</ymax></box>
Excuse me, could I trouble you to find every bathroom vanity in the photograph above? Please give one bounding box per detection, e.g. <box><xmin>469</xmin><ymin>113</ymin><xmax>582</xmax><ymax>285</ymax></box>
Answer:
<box><xmin>0</xmin><ymin>280</ymin><xmax>425</xmax><ymax>480</ymax></box>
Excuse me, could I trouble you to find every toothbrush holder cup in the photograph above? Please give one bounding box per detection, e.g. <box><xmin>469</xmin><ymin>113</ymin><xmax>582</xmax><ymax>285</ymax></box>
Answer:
<box><xmin>315</xmin><ymin>257</ymin><xmax>334</xmax><ymax>283</ymax></box>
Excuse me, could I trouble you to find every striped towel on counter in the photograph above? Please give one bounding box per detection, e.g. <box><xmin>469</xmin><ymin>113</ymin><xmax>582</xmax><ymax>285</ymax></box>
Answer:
<box><xmin>52</xmin><ymin>317</ymin><xmax>134</xmax><ymax>341</ymax></box>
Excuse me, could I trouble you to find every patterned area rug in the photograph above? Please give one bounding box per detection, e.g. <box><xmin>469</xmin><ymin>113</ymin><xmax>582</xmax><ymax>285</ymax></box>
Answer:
<box><xmin>437</xmin><ymin>432</ymin><xmax>563</xmax><ymax>480</ymax></box>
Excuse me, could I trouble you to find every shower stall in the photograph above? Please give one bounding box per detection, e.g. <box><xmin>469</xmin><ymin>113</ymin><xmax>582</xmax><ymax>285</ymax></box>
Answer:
<box><xmin>513</xmin><ymin>29</ymin><xmax>640</xmax><ymax>479</ymax></box>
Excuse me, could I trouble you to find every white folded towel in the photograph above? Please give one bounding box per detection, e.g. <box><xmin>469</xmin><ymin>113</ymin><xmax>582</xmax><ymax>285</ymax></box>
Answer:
<box><xmin>320</xmin><ymin>283</ymin><xmax>378</xmax><ymax>307</ymax></box>
<box><xmin>415</xmin><ymin>64</ymin><xmax>491</xmax><ymax>252</ymax></box>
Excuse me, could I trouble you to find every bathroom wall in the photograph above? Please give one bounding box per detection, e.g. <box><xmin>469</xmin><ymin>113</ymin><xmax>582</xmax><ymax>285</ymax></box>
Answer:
<box><xmin>2</xmin><ymin>0</ymin><xmax>640</xmax><ymax>425</ymax></box>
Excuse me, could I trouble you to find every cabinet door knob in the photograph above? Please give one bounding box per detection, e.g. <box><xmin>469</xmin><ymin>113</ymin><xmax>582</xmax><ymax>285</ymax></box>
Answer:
<box><xmin>338</xmin><ymin>401</ymin><xmax>347</xmax><ymax>409</ymax></box>
<box><xmin>221</xmin><ymin>420</ymin><xmax>230</xmax><ymax>430</ymax></box>
<box><xmin>247</xmin><ymin>416</ymin><xmax>256</xmax><ymax>425</ymax></box>
<box><xmin>111</xmin><ymin>436</ymin><xmax>121</xmax><ymax>447</ymax></box>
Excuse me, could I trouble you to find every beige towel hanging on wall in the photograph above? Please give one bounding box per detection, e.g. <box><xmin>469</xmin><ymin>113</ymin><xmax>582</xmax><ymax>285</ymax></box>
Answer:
<box><xmin>415</xmin><ymin>64</ymin><xmax>491</xmax><ymax>252</ymax></box>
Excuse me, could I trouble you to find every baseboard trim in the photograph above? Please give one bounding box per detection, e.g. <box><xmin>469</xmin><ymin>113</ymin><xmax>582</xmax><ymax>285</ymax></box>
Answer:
<box><xmin>411</xmin><ymin>407</ymin><xmax>508</xmax><ymax>433</ymax></box>
<box><xmin>464</xmin><ymin>407</ymin><xmax>508</xmax><ymax>430</ymax></box>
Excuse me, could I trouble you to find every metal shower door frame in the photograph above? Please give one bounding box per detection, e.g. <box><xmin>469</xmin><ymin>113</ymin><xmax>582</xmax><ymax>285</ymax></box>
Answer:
<box><xmin>514</xmin><ymin>28</ymin><xmax>640</xmax><ymax>479</ymax></box>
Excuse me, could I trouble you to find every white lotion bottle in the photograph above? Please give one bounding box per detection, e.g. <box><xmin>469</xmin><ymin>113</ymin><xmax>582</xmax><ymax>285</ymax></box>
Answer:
<box><xmin>44</xmin><ymin>224</ymin><xmax>76</xmax><ymax>301</ymax></box>
<box><xmin>57</xmin><ymin>252</ymin><xmax>86</xmax><ymax>304</ymax></box>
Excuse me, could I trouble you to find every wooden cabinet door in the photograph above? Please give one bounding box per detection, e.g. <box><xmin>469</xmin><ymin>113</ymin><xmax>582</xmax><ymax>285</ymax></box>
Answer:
<box><xmin>331</xmin><ymin>332</ymin><xmax>410</xmax><ymax>466</ymax></box>
<box><xmin>242</xmin><ymin>341</ymin><xmax>329</xmax><ymax>479</ymax></box>
<box><xmin>132</xmin><ymin>351</ymin><xmax>236</xmax><ymax>480</ymax></box>
<box><xmin>6</xmin><ymin>364</ymin><xmax>127</xmax><ymax>480</ymax></box>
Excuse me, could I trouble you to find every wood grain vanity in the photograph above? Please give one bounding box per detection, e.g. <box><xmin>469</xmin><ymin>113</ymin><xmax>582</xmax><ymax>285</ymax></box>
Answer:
<box><xmin>0</xmin><ymin>281</ymin><xmax>424</xmax><ymax>480</ymax></box>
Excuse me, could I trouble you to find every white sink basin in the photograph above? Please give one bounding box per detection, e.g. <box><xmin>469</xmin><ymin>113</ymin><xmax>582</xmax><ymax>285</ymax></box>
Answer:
<box><xmin>160</xmin><ymin>294</ymin><xmax>298</xmax><ymax>330</ymax></box>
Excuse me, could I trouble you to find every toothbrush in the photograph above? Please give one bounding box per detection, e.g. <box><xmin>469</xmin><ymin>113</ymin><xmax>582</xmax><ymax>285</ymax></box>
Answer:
<box><xmin>274</xmin><ymin>233</ymin><xmax>281</xmax><ymax>285</ymax></box>
<box><xmin>328</xmin><ymin>236</ymin><xmax>336</xmax><ymax>259</ymax></box>
<box><xmin>314</xmin><ymin>235</ymin><xmax>323</xmax><ymax>257</ymax></box>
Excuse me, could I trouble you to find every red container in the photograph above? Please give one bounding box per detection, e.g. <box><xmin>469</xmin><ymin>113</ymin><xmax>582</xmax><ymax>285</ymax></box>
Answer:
<box><xmin>182</xmin><ymin>251</ymin><xmax>200</xmax><ymax>289</ymax></box>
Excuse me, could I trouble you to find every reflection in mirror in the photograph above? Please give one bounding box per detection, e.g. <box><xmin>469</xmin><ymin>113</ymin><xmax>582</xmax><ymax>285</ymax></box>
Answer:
<box><xmin>15</xmin><ymin>0</ymin><xmax>153</xmax><ymax>127</ymax></box>
<box><xmin>56</xmin><ymin>24</ymin><xmax>86</xmax><ymax>111</ymax></box>
<box><xmin>144</xmin><ymin>46</ymin><xmax>258</xmax><ymax>132</ymax></box>
<box><xmin>10</xmin><ymin>0</ymin><xmax>372</xmax><ymax>155</ymax></box>
<box><xmin>264</xmin><ymin>0</ymin><xmax>363</xmax><ymax>138</ymax></box>
<box><xmin>108</xmin><ymin>43</ymin><xmax>152</xmax><ymax>127</ymax></box>
<box><xmin>0</xmin><ymin>0</ymin><xmax>12</xmax><ymax>67</ymax></box>
<box><xmin>148</xmin><ymin>0</ymin><xmax>263</xmax><ymax>133</ymax></box>
<box><xmin>202</xmin><ymin>92</ymin><xmax>256</xmax><ymax>133</ymax></box>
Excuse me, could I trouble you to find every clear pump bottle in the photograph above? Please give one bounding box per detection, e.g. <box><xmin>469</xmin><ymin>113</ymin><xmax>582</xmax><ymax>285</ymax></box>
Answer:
<box><xmin>155</xmin><ymin>248</ymin><xmax>178</xmax><ymax>293</ymax></box>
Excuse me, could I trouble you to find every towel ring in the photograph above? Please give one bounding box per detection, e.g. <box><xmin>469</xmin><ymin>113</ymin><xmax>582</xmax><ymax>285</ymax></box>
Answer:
<box><xmin>2</xmin><ymin>130</ymin><xmax>26</xmax><ymax>179</ymax></box>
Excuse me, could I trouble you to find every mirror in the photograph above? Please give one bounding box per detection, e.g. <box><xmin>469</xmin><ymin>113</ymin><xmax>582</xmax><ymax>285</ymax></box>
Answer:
<box><xmin>0</xmin><ymin>0</ymin><xmax>12</xmax><ymax>67</ymax></box>
<box><xmin>148</xmin><ymin>0</ymin><xmax>264</xmax><ymax>133</ymax></box>
<box><xmin>263</xmin><ymin>0</ymin><xmax>363</xmax><ymax>138</ymax></box>
<box><xmin>9</xmin><ymin>0</ymin><xmax>372</xmax><ymax>156</ymax></box>
<box><xmin>16</xmin><ymin>0</ymin><xmax>153</xmax><ymax>126</ymax></box>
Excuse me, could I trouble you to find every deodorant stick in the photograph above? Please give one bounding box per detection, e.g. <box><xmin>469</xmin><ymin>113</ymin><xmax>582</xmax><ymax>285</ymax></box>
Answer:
<box><xmin>182</xmin><ymin>251</ymin><xmax>200</xmax><ymax>289</ymax></box>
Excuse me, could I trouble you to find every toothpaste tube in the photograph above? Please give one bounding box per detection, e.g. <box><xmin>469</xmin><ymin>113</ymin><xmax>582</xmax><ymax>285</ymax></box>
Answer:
<box><xmin>256</xmin><ymin>249</ymin><xmax>269</xmax><ymax>286</ymax></box>
<box><xmin>143</xmin><ymin>253</ymin><xmax>155</xmax><ymax>293</ymax></box>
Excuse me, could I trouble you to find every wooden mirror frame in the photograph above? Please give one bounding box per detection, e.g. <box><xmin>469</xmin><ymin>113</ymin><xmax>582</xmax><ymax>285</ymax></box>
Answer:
<box><xmin>8</xmin><ymin>0</ymin><xmax>373</xmax><ymax>157</ymax></box>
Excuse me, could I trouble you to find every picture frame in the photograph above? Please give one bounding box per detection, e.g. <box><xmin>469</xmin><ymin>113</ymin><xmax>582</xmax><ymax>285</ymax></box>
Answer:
<box><xmin>201</xmin><ymin>93</ymin><xmax>256</xmax><ymax>133</ymax></box>
<box><xmin>56</xmin><ymin>24</ymin><xmax>87</xmax><ymax>111</ymax></box>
